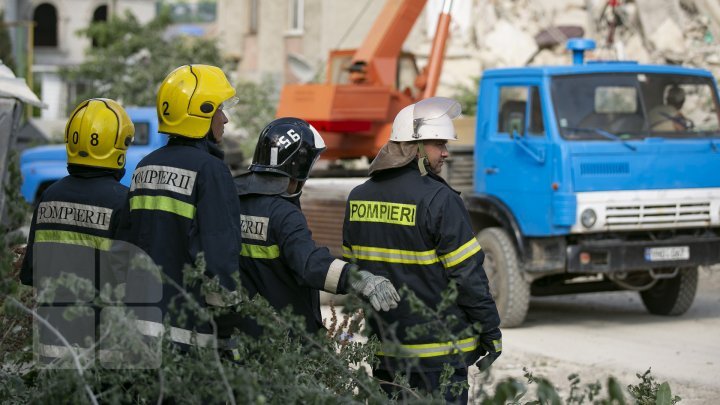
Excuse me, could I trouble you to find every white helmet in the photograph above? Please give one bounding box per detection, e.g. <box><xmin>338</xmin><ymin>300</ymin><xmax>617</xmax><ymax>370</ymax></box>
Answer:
<box><xmin>390</xmin><ymin>97</ymin><xmax>461</xmax><ymax>142</ymax></box>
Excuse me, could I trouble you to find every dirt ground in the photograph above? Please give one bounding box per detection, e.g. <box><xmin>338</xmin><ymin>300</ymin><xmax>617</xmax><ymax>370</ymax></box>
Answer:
<box><xmin>324</xmin><ymin>266</ymin><xmax>720</xmax><ymax>403</ymax></box>
<box><xmin>471</xmin><ymin>266</ymin><xmax>720</xmax><ymax>404</ymax></box>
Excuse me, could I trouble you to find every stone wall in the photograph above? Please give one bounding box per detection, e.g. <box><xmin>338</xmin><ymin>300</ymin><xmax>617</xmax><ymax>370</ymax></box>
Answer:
<box><xmin>421</xmin><ymin>0</ymin><xmax>720</xmax><ymax>97</ymax></box>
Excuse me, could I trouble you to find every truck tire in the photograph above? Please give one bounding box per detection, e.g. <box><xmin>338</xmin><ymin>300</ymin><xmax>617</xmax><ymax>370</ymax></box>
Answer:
<box><xmin>640</xmin><ymin>267</ymin><xmax>698</xmax><ymax>316</ymax></box>
<box><xmin>476</xmin><ymin>227</ymin><xmax>530</xmax><ymax>328</ymax></box>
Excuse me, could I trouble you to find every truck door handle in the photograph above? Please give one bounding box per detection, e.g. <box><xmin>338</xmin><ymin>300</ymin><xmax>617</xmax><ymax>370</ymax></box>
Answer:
<box><xmin>485</xmin><ymin>166</ymin><xmax>499</xmax><ymax>175</ymax></box>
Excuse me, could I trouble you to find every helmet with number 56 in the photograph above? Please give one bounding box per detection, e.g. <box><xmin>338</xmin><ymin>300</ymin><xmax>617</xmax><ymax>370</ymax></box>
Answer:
<box><xmin>250</xmin><ymin>117</ymin><xmax>326</xmax><ymax>181</ymax></box>
<box><xmin>65</xmin><ymin>98</ymin><xmax>135</xmax><ymax>169</ymax></box>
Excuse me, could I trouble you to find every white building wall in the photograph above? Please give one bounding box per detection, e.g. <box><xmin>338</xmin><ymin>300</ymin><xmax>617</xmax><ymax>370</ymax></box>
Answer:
<box><xmin>37</xmin><ymin>67</ymin><xmax>63</xmax><ymax>119</ymax></box>
<box><xmin>27</xmin><ymin>0</ymin><xmax>156</xmax><ymax>119</ymax></box>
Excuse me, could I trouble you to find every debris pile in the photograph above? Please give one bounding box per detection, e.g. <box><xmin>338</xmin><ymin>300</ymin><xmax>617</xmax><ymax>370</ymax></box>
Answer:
<box><xmin>422</xmin><ymin>0</ymin><xmax>720</xmax><ymax>94</ymax></box>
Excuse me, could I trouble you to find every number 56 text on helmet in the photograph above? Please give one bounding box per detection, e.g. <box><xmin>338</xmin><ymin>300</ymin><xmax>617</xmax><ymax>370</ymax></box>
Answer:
<box><xmin>250</xmin><ymin>117</ymin><xmax>327</xmax><ymax>181</ymax></box>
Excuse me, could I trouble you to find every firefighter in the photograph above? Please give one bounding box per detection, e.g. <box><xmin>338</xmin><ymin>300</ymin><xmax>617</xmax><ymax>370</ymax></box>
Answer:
<box><xmin>342</xmin><ymin>97</ymin><xmax>502</xmax><ymax>403</ymax></box>
<box><xmin>229</xmin><ymin>117</ymin><xmax>400</xmax><ymax>338</ymax></box>
<box><xmin>20</xmin><ymin>98</ymin><xmax>134</xmax><ymax>364</ymax></box>
<box><xmin>121</xmin><ymin>64</ymin><xmax>243</xmax><ymax>349</ymax></box>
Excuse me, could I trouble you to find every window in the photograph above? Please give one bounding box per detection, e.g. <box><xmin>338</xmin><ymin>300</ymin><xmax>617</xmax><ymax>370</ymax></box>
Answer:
<box><xmin>249</xmin><ymin>0</ymin><xmax>259</xmax><ymax>34</ymax></box>
<box><xmin>91</xmin><ymin>5</ymin><xmax>108</xmax><ymax>47</ymax></box>
<box><xmin>552</xmin><ymin>73</ymin><xmax>720</xmax><ymax>140</ymax></box>
<box><xmin>528</xmin><ymin>87</ymin><xmax>545</xmax><ymax>136</ymax></box>
<box><xmin>288</xmin><ymin>0</ymin><xmax>303</xmax><ymax>33</ymax></box>
<box><xmin>92</xmin><ymin>5</ymin><xmax>108</xmax><ymax>22</ymax></box>
<box><xmin>33</xmin><ymin>3</ymin><xmax>58</xmax><ymax>47</ymax></box>
<box><xmin>498</xmin><ymin>86</ymin><xmax>527</xmax><ymax>135</ymax></box>
<box><xmin>497</xmin><ymin>86</ymin><xmax>545</xmax><ymax>136</ymax></box>
<box><xmin>595</xmin><ymin>86</ymin><xmax>637</xmax><ymax>114</ymax></box>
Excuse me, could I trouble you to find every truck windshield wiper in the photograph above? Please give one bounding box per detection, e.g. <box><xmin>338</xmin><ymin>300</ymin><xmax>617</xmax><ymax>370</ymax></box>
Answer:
<box><xmin>565</xmin><ymin>126</ymin><xmax>637</xmax><ymax>151</ymax></box>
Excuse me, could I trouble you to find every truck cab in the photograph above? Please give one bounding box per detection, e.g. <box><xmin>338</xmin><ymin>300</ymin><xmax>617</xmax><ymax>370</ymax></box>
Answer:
<box><xmin>20</xmin><ymin>107</ymin><xmax>165</xmax><ymax>204</ymax></box>
<box><xmin>468</xmin><ymin>39</ymin><xmax>720</xmax><ymax>326</ymax></box>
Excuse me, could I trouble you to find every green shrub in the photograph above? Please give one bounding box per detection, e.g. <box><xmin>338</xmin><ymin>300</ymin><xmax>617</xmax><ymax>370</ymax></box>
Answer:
<box><xmin>0</xmin><ymin>157</ymin><xmax>683</xmax><ymax>402</ymax></box>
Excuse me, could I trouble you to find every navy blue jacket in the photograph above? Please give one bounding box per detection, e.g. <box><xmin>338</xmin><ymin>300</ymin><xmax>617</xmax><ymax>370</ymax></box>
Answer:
<box><xmin>230</xmin><ymin>173</ymin><xmax>350</xmax><ymax>337</ymax></box>
<box><xmin>343</xmin><ymin>164</ymin><xmax>500</xmax><ymax>372</ymax></box>
<box><xmin>20</xmin><ymin>166</ymin><xmax>128</xmax><ymax>362</ymax></box>
<box><xmin>21</xmin><ymin>167</ymin><xmax>128</xmax><ymax>286</ymax></box>
<box><xmin>121</xmin><ymin>137</ymin><xmax>242</xmax><ymax>345</ymax></box>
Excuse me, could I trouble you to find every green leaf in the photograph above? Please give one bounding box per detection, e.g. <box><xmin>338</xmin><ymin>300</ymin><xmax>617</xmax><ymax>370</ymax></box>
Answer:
<box><xmin>537</xmin><ymin>379</ymin><xmax>562</xmax><ymax>405</ymax></box>
<box><xmin>655</xmin><ymin>382</ymin><xmax>672</xmax><ymax>405</ymax></box>
<box><xmin>608</xmin><ymin>376</ymin><xmax>627</xmax><ymax>405</ymax></box>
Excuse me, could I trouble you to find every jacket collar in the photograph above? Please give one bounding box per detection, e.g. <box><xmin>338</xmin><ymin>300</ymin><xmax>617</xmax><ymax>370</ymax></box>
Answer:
<box><xmin>167</xmin><ymin>136</ymin><xmax>225</xmax><ymax>160</ymax></box>
<box><xmin>375</xmin><ymin>163</ymin><xmax>460</xmax><ymax>195</ymax></box>
<box><xmin>67</xmin><ymin>164</ymin><xmax>124</xmax><ymax>181</ymax></box>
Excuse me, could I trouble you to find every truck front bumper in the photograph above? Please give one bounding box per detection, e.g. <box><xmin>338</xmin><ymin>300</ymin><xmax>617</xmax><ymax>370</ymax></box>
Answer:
<box><xmin>567</xmin><ymin>235</ymin><xmax>720</xmax><ymax>273</ymax></box>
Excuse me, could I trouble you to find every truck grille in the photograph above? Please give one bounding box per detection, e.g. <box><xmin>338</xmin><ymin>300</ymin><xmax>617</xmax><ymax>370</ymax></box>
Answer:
<box><xmin>605</xmin><ymin>202</ymin><xmax>711</xmax><ymax>229</ymax></box>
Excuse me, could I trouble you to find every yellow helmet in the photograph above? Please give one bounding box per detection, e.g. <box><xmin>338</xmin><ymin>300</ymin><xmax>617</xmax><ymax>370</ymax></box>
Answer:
<box><xmin>156</xmin><ymin>64</ymin><xmax>237</xmax><ymax>138</ymax></box>
<box><xmin>65</xmin><ymin>98</ymin><xmax>135</xmax><ymax>169</ymax></box>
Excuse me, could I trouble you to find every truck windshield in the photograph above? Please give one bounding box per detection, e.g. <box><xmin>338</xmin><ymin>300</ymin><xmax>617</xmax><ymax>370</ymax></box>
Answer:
<box><xmin>552</xmin><ymin>73</ymin><xmax>720</xmax><ymax>140</ymax></box>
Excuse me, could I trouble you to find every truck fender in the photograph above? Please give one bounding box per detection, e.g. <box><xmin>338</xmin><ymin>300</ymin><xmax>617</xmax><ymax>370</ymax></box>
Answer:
<box><xmin>463</xmin><ymin>194</ymin><xmax>526</xmax><ymax>259</ymax></box>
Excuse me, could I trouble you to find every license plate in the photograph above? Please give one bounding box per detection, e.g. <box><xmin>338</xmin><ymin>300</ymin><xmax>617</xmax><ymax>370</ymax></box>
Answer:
<box><xmin>644</xmin><ymin>246</ymin><xmax>690</xmax><ymax>262</ymax></box>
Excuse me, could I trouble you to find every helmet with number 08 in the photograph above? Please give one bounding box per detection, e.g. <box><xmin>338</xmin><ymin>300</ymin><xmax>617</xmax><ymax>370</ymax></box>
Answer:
<box><xmin>156</xmin><ymin>64</ymin><xmax>238</xmax><ymax>138</ymax></box>
<box><xmin>65</xmin><ymin>98</ymin><xmax>135</xmax><ymax>169</ymax></box>
<box><xmin>250</xmin><ymin>117</ymin><xmax>326</xmax><ymax>181</ymax></box>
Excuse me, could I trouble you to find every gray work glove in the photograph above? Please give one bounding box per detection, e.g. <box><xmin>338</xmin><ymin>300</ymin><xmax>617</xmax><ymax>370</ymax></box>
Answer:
<box><xmin>350</xmin><ymin>270</ymin><xmax>400</xmax><ymax>312</ymax></box>
<box><xmin>476</xmin><ymin>329</ymin><xmax>502</xmax><ymax>371</ymax></box>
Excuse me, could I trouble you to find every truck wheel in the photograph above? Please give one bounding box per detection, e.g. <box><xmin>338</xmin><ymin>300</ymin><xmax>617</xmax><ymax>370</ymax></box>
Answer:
<box><xmin>640</xmin><ymin>267</ymin><xmax>698</xmax><ymax>316</ymax></box>
<box><xmin>476</xmin><ymin>227</ymin><xmax>530</xmax><ymax>327</ymax></box>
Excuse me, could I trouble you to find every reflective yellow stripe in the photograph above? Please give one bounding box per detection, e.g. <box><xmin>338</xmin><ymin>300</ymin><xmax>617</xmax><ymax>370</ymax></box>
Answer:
<box><xmin>130</xmin><ymin>195</ymin><xmax>195</xmax><ymax>219</ymax></box>
<box><xmin>134</xmin><ymin>319</ymin><xmax>220</xmax><ymax>347</ymax></box>
<box><xmin>324</xmin><ymin>259</ymin><xmax>346</xmax><ymax>294</ymax></box>
<box><xmin>342</xmin><ymin>245</ymin><xmax>354</xmax><ymax>260</ymax></box>
<box><xmin>349</xmin><ymin>200</ymin><xmax>417</xmax><ymax>226</ymax></box>
<box><xmin>439</xmin><ymin>238</ymin><xmax>482</xmax><ymax>269</ymax></box>
<box><xmin>377</xmin><ymin>337</ymin><xmax>479</xmax><ymax>358</ymax></box>
<box><xmin>240</xmin><ymin>243</ymin><xmax>280</xmax><ymax>259</ymax></box>
<box><xmin>37</xmin><ymin>343</ymin><xmax>92</xmax><ymax>360</ymax></box>
<box><xmin>35</xmin><ymin>230</ymin><xmax>112</xmax><ymax>251</ymax></box>
<box><xmin>492</xmin><ymin>339</ymin><xmax>502</xmax><ymax>352</ymax></box>
<box><xmin>350</xmin><ymin>245</ymin><xmax>439</xmax><ymax>265</ymax></box>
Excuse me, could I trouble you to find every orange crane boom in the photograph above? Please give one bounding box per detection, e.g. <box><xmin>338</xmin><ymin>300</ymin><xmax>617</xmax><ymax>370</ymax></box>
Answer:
<box><xmin>276</xmin><ymin>0</ymin><xmax>452</xmax><ymax>160</ymax></box>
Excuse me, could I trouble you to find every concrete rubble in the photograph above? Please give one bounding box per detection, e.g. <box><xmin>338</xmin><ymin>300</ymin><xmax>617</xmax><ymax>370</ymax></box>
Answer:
<box><xmin>420</xmin><ymin>0</ymin><xmax>720</xmax><ymax>96</ymax></box>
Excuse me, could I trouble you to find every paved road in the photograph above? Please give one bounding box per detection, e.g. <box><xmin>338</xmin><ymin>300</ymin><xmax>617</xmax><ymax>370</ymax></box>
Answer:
<box><xmin>323</xmin><ymin>267</ymin><xmax>720</xmax><ymax>402</ymax></box>
<box><xmin>489</xmin><ymin>266</ymin><xmax>720</xmax><ymax>403</ymax></box>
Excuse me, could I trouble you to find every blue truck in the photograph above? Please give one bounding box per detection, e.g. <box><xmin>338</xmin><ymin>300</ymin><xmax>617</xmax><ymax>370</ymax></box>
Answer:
<box><xmin>457</xmin><ymin>39</ymin><xmax>720</xmax><ymax>327</ymax></box>
<box><xmin>20</xmin><ymin>107</ymin><xmax>165</xmax><ymax>203</ymax></box>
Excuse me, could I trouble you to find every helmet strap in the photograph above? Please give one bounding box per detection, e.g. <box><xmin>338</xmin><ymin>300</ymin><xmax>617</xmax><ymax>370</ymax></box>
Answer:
<box><xmin>417</xmin><ymin>141</ymin><xmax>429</xmax><ymax>176</ymax></box>
<box><xmin>282</xmin><ymin>178</ymin><xmax>304</xmax><ymax>198</ymax></box>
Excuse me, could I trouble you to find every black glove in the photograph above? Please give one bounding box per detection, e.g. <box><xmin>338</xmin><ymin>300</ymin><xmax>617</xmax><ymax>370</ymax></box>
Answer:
<box><xmin>476</xmin><ymin>329</ymin><xmax>502</xmax><ymax>371</ymax></box>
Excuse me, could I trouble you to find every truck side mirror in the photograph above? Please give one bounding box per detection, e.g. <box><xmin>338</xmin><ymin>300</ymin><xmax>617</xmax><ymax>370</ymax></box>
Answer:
<box><xmin>508</xmin><ymin>113</ymin><xmax>525</xmax><ymax>138</ymax></box>
<box><xmin>500</xmin><ymin>100</ymin><xmax>527</xmax><ymax>138</ymax></box>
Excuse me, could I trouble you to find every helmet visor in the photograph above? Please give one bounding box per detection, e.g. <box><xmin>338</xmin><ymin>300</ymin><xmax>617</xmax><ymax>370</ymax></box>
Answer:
<box><xmin>295</xmin><ymin>146</ymin><xmax>326</xmax><ymax>181</ymax></box>
<box><xmin>222</xmin><ymin>96</ymin><xmax>240</xmax><ymax>111</ymax></box>
<box><xmin>412</xmin><ymin>97</ymin><xmax>461</xmax><ymax>138</ymax></box>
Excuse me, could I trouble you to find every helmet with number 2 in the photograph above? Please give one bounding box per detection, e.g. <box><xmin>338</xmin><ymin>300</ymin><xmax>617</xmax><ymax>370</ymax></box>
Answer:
<box><xmin>250</xmin><ymin>117</ymin><xmax>326</xmax><ymax>181</ymax></box>
<box><xmin>65</xmin><ymin>98</ymin><xmax>135</xmax><ymax>169</ymax></box>
<box><xmin>156</xmin><ymin>64</ymin><xmax>237</xmax><ymax>138</ymax></box>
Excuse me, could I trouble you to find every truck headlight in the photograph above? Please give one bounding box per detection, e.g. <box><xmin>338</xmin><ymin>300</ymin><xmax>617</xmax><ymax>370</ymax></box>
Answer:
<box><xmin>581</xmin><ymin>208</ymin><xmax>597</xmax><ymax>228</ymax></box>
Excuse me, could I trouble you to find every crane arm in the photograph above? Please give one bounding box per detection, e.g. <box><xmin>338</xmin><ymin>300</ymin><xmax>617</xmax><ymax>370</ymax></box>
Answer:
<box><xmin>352</xmin><ymin>0</ymin><xmax>427</xmax><ymax>86</ymax></box>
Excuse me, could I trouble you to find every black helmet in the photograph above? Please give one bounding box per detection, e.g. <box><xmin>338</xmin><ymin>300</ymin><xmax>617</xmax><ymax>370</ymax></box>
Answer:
<box><xmin>250</xmin><ymin>117</ymin><xmax>326</xmax><ymax>181</ymax></box>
